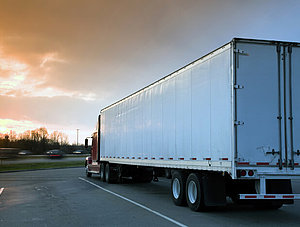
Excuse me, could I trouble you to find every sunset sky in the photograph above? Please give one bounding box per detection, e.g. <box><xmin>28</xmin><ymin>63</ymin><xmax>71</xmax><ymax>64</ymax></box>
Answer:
<box><xmin>0</xmin><ymin>0</ymin><xmax>300</xmax><ymax>144</ymax></box>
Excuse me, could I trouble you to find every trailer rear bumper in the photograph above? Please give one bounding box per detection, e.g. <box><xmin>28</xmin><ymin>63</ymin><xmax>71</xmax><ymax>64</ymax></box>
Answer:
<box><xmin>239</xmin><ymin>194</ymin><xmax>300</xmax><ymax>200</ymax></box>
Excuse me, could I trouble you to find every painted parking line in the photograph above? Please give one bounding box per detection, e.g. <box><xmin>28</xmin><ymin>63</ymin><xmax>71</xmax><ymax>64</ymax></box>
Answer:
<box><xmin>79</xmin><ymin>177</ymin><xmax>187</xmax><ymax>227</ymax></box>
<box><xmin>0</xmin><ymin>188</ymin><xmax>4</xmax><ymax>196</ymax></box>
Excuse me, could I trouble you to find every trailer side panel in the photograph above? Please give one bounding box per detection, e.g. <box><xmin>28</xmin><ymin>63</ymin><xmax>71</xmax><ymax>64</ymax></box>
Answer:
<box><xmin>100</xmin><ymin>44</ymin><xmax>233</xmax><ymax>171</ymax></box>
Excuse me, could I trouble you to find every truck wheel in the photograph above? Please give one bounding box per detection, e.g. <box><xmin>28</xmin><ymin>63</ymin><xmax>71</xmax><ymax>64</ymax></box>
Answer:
<box><xmin>100</xmin><ymin>163</ymin><xmax>106</xmax><ymax>182</ymax></box>
<box><xmin>171</xmin><ymin>171</ymin><xmax>187</xmax><ymax>206</ymax></box>
<box><xmin>105</xmin><ymin>163</ymin><xmax>111</xmax><ymax>183</ymax></box>
<box><xmin>186</xmin><ymin>173</ymin><xmax>205</xmax><ymax>211</ymax></box>
<box><xmin>85</xmin><ymin>166</ymin><xmax>92</xmax><ymax>177</ymax></box>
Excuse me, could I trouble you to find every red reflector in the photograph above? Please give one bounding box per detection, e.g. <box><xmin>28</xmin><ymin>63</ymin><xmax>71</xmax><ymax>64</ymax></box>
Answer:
<box><xmin>245</xmin><ymin>195</ymin><xmax>257</xmax><ymax>198</ymax></box>
<box><xmin>205</xmin><ymin>158</ymin><xmax>211</xmax><ymax>160</ymax></box>
<box><xmin>50</xmin><ymin>155</ymin><xmax>61</xmax><ymax>157</ymax></box>
<box><xmin>121</xmin><ymin>157</ymin><xmax>124</xmax><ymax>159</ymax></box>
<box><xmin>283</xmin><ymin>195</ymin><xmax>294</xmax><ymax>199</ymax></box>
<box><xmin>179</xmin><ymin>158</ymin><xmax>184</xmax><ymax>160</ymax></box>
<box><xmin>160</xmin><ymin>158</ymin><xmax>164</xmax><ymax>160</ymax></box>
<box><xmin>144</xmin><ymin>157</ymin><xmax>148</xmax><ymax>159</ymax></box>
<box><xmin>169</xmin><ymin>158</ymin><xmax>173</xmax><ymax>160</ymax></box>
<box><xmin>257</xmin><ymin>162</ymin><xmax>269</xmax><ymax>165</ymax></box>
<box><xmin>126</xmin><ymin>157</ymin><xmax>129</xmax><ymax>159</ymax></box>
<box><xmin>264</xmin><ymin>195</ymin><xmax>276</xmax><ymax>198</ymax></box>
<box><xmin>222</xmin><ymin>158</ymin><xmax>228</xmax><ymax>160</ymax></box>
<box><xmin>294</xmin><ymin>163</ymin><xmax>299</xmax><ymax>166</ymax></box>
<box><xmin>138</xmin><ymin>157</ymin><xmax>141</xmax><ymax>159</ymax></box>
<box><xmin>238</xmin><ymin>162</ymin><xmax>249</xmax><ymax>165</ymax></box>
<box><xmin>248</xmin><ymin>170</ymin><xmax>254</xmax><ymax>176</ymax></box>
<box><xmin>240</xmin><ymin>170</ymin><xmax>247</xmax><ymax>176</ymax></box>
<box><xmin>152</xmin><ymin>157</ymin><xmax>155</xmax><ymax>159</ymax></box>
<box><xmin>191</xmin><ymin>158</ymin><xmax>197</xmax><ymax>160</ymax></box>
<box><xmin>132</xmin><ymin>157</ymin><xmax>135</xmax><ymax>159</ymax></box>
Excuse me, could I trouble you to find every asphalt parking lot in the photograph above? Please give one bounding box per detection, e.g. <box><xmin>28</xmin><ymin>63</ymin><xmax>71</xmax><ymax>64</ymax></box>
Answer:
<box><xmin>0</xmin><ymin>168</ymin><xmax>300</xmax><ymax>227</ymax></box>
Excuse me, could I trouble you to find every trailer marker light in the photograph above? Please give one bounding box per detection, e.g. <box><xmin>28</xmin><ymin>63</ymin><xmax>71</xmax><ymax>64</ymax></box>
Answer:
<box><xmin>238</xmin><ymin>162</ymin><xmax>249</xmax><ymax>165</ymax></box>
<box><xmin>221</xmin><ymin>158</ymin><xmax>228</xmax><ymax>160</ymax></box>
<box><xmin>294</xmin><ymin>163</ymin><xmax>299</xmax><ymax>166</ymax></box>
<box><xmin>257</xmin><ymin>162</ymin><xmax>269</xmax><ymax>165</ymax></box>
<box><xmin>283</xmin><ymin>195</ymin><xmax>294</xmax><ymax>198</ymax></box>
<box><xmin>204</xmin><ymin>158</ymin><xmax>211</xmax><ymax>160</ymax></box>
<box><xmin>248</xmin><ymin>170</ymin><xmax>254</xmax><ymax>176</ymax></box>
<box><xmin>245</xmin><ymin>195</ymin><xmax>257</xmax><ymax>198</ymax></box>
<box><xmin>264</xmin><ymin>195</ymin><xmax>275</xmax><ymax>198</ymax></box>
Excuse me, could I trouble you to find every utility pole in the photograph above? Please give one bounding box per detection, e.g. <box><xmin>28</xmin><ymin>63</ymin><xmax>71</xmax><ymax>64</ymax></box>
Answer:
<box><xmin>76</xmin><ymin>129</ymin><xmax>79</xmax><ymax>146</ymax></box>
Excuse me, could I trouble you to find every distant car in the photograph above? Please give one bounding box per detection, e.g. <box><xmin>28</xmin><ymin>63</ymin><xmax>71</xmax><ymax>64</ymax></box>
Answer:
<box><xmin>46</xmin><ymin>149</ymin><xmax>64</xmax><ymax>158</ymax></box>
<box><xmin>18</xmin><ymin>150</ymin><xmax>32</xmax><ymax>155</ymax></box>
<box><xmin>73</xmin><ymin>150</ymin><xmax>86</xmax><ymax>154</ymax></box>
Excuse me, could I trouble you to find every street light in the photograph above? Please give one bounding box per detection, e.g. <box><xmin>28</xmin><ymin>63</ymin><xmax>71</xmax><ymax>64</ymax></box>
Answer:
<box><xmin>76</xmin><ymin>129</ymin><xmax>79</xmax><ymax>146</ymax></box>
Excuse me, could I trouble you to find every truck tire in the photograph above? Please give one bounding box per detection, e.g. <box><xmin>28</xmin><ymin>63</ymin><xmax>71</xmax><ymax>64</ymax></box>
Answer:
<box><xmin>186</xmin><ymin>173</ymin><xmax>206</xmax><ymax>211</ymax></box>
<box><xmin>105</xmin><ymin>163</ymin><xmax>111</xmax><ymax>183</ymax></box>
<box><xmin>85</xmin><ymin>166</ymin><xmax>92</xmax><ymax>177</ymax></box>
<box><xmin>100</xmin><ymin>163</ymin><xmax>106</xmax><ymax>182</ymax></box>
<box><xmin>171</xmin><ymin>171</ymin><xmax>187</xmax><ymax>206</ymax></box>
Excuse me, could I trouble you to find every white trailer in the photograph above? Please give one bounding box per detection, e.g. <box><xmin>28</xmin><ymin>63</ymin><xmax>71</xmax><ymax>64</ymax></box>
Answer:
<box><xmin>85</xmin><ymin>38</ymin><xmax>300</xmax><ymax>211</ymax></box>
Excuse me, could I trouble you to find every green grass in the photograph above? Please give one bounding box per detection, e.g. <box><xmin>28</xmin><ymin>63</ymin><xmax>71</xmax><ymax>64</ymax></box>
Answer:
<box><xmin>0</xmin><ymin>160</ymin><xmax>84</xmax><ymax>172</ymax></box>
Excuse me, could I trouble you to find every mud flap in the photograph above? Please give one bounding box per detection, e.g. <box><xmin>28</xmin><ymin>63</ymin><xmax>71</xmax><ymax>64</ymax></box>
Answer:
<box><xmin>202</xmin><ymin>174</ymin><xmax>226</xmax><ymax>206</ymax></box>
<box><xmin>266</xmin><ymin>179</ymin><xmax>294</xmax><ymax>204</ymax></box>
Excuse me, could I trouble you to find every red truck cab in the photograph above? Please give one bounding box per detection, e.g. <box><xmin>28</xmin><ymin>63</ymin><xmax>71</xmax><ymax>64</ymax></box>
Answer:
<box><xmin>85</xmin><ymin>131</ymin><xmax>100</xmax><ymax>177</ymax></box>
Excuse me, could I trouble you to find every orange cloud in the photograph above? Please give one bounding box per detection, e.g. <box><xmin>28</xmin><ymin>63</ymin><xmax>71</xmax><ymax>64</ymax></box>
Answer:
<box><xmin>0</xmin><ymin>49</ymin><xmax>96</xmax><ymax>100</ymax></box>
<box><xmin>0</xmin><ymin>118</ymin><xmax>38</xmax><ymax>134</ymax></box>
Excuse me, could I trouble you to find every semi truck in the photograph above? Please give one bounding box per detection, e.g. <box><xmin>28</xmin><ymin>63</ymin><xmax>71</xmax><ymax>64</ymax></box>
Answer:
<box><xmin>85</xmin><ymin>38</ymin><xmax>300</xmax><ymax>211</ymax></box>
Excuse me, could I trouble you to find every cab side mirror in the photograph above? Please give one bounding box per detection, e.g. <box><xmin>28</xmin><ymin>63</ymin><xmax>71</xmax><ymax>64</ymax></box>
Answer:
<box><xmin>85</xmin><ymin>138</ymin><xmax>88</xmax><ymax>148</ymax></box>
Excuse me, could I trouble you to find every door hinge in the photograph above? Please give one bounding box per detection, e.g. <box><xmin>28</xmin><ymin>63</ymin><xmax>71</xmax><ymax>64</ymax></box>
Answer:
<box><xmin>234</xmin><ymin>49</ymin><xmax>249</xmax><ymax>56</ymax></box>
<box><xmin>234</xmin><ymin>121</ymin><xmax>244</xmax><ymax>126</ymax></box>
<box><xmin>234</xmin><ymin>84</ymin><xmax>244</xmax><ymax>89</ymax></box>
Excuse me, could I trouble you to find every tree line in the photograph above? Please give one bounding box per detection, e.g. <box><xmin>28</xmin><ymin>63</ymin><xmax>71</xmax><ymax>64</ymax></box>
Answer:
<box><xmin>0</xmin><ymin>127</ymin><xmax>79</xmax><ymax>155</ymax></box>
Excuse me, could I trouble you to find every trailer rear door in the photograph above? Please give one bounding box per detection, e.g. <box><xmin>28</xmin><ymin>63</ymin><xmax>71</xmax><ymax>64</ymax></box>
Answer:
<box><xmin>234</xmin><ymin>40</ymin><xmax>300</xmax><ymax>169</ymax></box>
<box><xmin>290</xmin><ymin>46</ymin><xmax>300</xmax><ymax>168</ymax></box>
